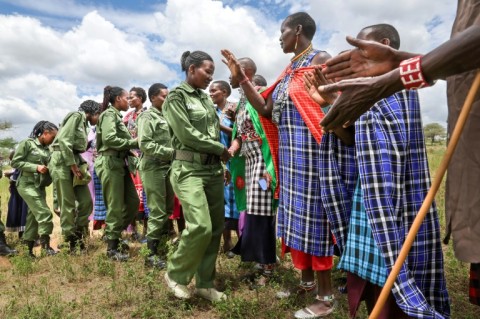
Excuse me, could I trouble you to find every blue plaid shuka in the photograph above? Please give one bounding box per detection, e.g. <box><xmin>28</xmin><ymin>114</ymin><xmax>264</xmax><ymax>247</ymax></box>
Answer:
<box><xmin>355</xmin><ymin>90</ymin><xmax>449</xmax><ymax>318</ymax></box>
<box><xmin>216</xmin><ymin>107</ymin><xmax>240</xmax><ymax>220</ymax></box>
<box><xmin>338</xmin><ymin>180</ymin><xmax>387</xmax><ymax>286</ymax></box>
<box><xmin>274</xmin><ymin>50</ymin><xmax>332</xmax><ymax>257</ymax></box>
<box><xmin>93</xmin><ymin>169</ymin><xmax>107</xmax><ymax>221</ymax></box>
<box><xmin>319</xmin><ymin>132</ymin><xmax>357</xmax><ymax>253</ymax></box>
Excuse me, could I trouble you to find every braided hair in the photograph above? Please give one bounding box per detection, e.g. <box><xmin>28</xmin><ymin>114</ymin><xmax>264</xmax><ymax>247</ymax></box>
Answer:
<box><xmin>102</xmin><ymin>85</ymin><xmax>125</xmax><ymax>112</ymax></box>
<box><xmin>29</xmin><ymin>120</ymin><xmax>58</xmax><ymax>138</ymax></box>
<box><xmin>148</xmin><ymin>83</ymin><xmax>168</xmax><ymax>102</ymax></box>
<box><xmin>79</xmin><ymin>100</ymin><xmax>101</xmax><ymax>115</ymax></box>
<box><xmin>130</xmin><ymin>87</ymin><xmax>147</xmax><ymax>103</ymax></box>
<box><xmin>180</xmin><ymin>50</ymin><xmax>213</xmax><ymax>75</ymax></box>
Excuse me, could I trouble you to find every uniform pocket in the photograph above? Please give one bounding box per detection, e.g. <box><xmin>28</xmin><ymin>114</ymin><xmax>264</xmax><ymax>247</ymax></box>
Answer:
<box><xmin>171</xmin><ymin>161</ymin><xmax>189</xmax><ymax>183</ymax></box>
<box><xmin>75</xmin><ymin>130</ymin><xmax>87</xmax><ymax>149</ymax></box>
<box><xmin>189</xmin><ymin>109</ymin><xmax>207</xmax><ymax>132</ymax></box>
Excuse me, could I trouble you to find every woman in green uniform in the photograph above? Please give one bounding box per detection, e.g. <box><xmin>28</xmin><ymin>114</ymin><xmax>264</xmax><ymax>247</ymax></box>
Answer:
<box><xmin>95</xmin><ymin>86</ymin><xmax>139</xmax><ymax>261</ymax></box>
<box><xmin>163</xmin><ymin>50</ymin><xmax>231</xmax><ymax>302</ymax></box>
<box><xmin>49</xmin><ymin>100</ymin><xmax>101</xmax><ymax>252</ymax></box>
<box><xmin>12</xmin><ymin>121</ymin><xmax>58</xmax><ymax>257</ymax></box>
<box><xmin>137</xmin><ymin>83</ymin><xmax>173</xmax><ymax>268</ymax></box>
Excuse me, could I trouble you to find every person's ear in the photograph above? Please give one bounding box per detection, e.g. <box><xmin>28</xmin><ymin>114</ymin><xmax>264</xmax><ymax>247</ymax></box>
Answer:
<box><xmin>188</xmin><ymin>64</ymin><xmax>196</xmax><ymax>75</ymax></box>
<box><xmin>296</xmin><ymin>24</ymin><xmax>303</xmax><ymax>35</ymax></box>
<box><xmin>381</xmin><ymin>38</ymin><xmax>391</xmax><ymax>47</ymax></box>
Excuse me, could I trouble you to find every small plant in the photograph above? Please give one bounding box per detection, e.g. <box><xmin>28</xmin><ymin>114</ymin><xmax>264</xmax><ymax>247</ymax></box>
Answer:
<box><xmin>95</xmin><ymin>254</ymin><xmax>115</xmax><ymax>278</ymax></box>
<box><xmin>10</xmin><ymin>252</ymin><xmax>36</xmax><ymax>277</ymax></box>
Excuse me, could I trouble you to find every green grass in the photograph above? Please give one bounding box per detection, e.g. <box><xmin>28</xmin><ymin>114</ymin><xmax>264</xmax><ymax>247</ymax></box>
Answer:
<box><xmin>0</xmin><ymin>145</ymin><xmax>479</xmax><ymax>318</ymax></box>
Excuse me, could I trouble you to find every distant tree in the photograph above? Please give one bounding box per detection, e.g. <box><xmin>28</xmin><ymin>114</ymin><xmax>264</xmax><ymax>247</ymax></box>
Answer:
<box><xmin>0</xmin><ymin>121</ymin><xmax>16</xmax><ymax>163</ymax></box>
<box><xmin>0</xmin><ymin>121</ymin><xmax>12</xmax><ymax>130</ymax></box>
<box><xmin>0</xmin><ymin>137</ymin><xmax>16</xmax><ymax>149</ymax></box>
<box><xmin>424</xmin><ymin>123</ymin><xmax>446</xmax><ymax>145</ymax></box>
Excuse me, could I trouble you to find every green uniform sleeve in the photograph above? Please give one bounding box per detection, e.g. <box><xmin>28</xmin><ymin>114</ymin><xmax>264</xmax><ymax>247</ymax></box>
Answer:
<box><xmin>58</xmin><ymin>113</ymin><xmax>81</xmax><ymax>166</ymax></box>
<box><xmin>11</xmin><ymin>140</ymin><xmax>37</xmax><ymax>172</ymax></box>
<box><xmin>164</xmin><ymin>95</ymin><xmax>224</xmax><ymax>156</ymax></box>
<box><xmin>137</xmin><ymin>113</ymin><xmax>174</xmax><ymax>160</ymax></box>
<box><xmin>101</xmin><ymin>113</ymin><xmax>137</xmax><ymax>150</ymax></box>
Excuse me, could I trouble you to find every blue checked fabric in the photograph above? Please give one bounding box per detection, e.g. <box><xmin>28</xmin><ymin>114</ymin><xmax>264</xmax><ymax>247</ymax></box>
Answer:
<box><xmin>318</xmin><ymin>132</ymin><xmax>357</xmax><ymax>253</ymax></box>
<box><xmin>216</xmin><ymin>107</ymin><xmax>240</xmax><ymax>219</ymax></box>
<box><xmin>338</xmin><ymin>180</ymin><xmax>387</xmax><ymax>286</ymax></box>
<box><xmin>275</xmin><ymin>50</ymin><xmax>333</xmax><ymax>256</ymax></box>
<box><xmin>93</xmin><ymin>169</ymin><xmax>107</xmax><ymax>221</ymax></box>
<box><xmin>355</xmin><ymin>90</ymin><xmax>450</xmax><ymax>318</ymax></box>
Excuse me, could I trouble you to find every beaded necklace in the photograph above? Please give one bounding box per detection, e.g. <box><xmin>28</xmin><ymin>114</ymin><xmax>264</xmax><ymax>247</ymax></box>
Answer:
<box><xmin>272</xmin><ymin>45</ymin><xmax>314</xmax><ymax>125</ymax></box>
<box><xmin>291</xmin><ymin>43</ymin><xmax>313</xmax><ymax>62</ymax></box>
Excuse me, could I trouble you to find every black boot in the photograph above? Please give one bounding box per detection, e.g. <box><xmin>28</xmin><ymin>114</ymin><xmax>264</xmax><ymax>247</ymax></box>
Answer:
<box><xmin>145</xmin><ymin>239</ymin><xmax>166</xmax><ymax>269</ymax></box>
<box><xmin>119</xmin><ymin>239</ymin><xmax>130</xmax><ymax>252</ymax></box>
<box><xmin>106</xmin><ymin>239</ymin><xmax>129</xmax><ymax>262</ymax></box>
<box><xmin>64</xmin><ymin>235</ymin><xmax>79</xmax><ymax>253</ymax></box>
<box><xmin>23</xmin><ymin>240</ymin><xmax>36</xmax><ymax>258</ymax></box>
<box><xmin>75</xmin><ymin>227</ymin><xmax>88</xmax><ymax>251</ymax></box>
<box><xmin>0</xmin><ymin>233</ymin><xmax>17</xmax><ymax>256</ymax></box>
<box><xmin>40</xmin><ymin>235</ymin><xmax>58</xmax><ymax>256</ymax></box>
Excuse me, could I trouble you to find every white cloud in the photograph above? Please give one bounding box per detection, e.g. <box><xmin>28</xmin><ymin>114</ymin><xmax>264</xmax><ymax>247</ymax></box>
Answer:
<box><xmin>0</xmin><ymin>73</ymin><xmax>80</xmax><ymax>138</ymax></box>
<box><xmin>418</xmin><ymin>82</ymin><xmax>449</xmax><ymax>127</ymax></box>
<box><xmin>152</xmin><ymin>0</ymin><xmax>290</xmax><ymax>83</ymax></box>
<box><xmin>0</xmin><ymin>15</ymin><xmax>69</xmax><ymax>77</ymax></box>
<box><xmin>60</xmin><ymin>11</ymin><xmax>176</xmax><ymax>86</ymax></box>
<box><xmin>0</xmin><ymin>0</ymin><xmax>459</xmax><ymax>141</ymax></box>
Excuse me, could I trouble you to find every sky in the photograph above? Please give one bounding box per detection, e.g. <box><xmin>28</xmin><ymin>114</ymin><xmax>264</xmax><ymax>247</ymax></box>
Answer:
<box><xmin>0</xmin><ymin>0</ymin><xmax>457</xmax><ymax>140</ymax></box>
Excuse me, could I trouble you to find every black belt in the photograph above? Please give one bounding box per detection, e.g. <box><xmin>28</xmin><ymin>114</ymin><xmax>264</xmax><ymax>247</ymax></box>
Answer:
<box><xmin>142</xmin><ymin>154</ymin><xmax>171</xmax><ymax>165</ymax></box>
<box><xmin>174</xmin><ymin>150</ymin><xmax>220</xmax><ymax>165</ymax></box>
<box><xmin>99</xmin><ymin>150</ymin><xmax>127</xmax><ymax>158</ymax></box>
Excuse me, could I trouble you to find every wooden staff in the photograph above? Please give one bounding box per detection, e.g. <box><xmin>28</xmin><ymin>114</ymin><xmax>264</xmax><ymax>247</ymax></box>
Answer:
<box><xmin>369</xmin><ymin>70</ymin><xmax>480</xmax><ymax>319</ymax></box>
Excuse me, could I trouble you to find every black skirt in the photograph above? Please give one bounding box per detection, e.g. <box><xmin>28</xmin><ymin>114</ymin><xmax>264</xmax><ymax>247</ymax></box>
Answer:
<box><xmin>6</xmin><ymin>182</ymin><xmax>28</xmax><ymax>232</ymax></box>
<box><xmin>232</xmin><ymin>213</ymin><xmax>276</xmax><ymax>264</ymax></box>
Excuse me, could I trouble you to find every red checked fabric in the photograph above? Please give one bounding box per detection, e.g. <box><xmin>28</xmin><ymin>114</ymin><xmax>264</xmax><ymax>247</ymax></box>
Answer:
<box><xmin>399</xmin><ymin>56</ymin><xmax>430</xmax><ymax>90</ymax></box>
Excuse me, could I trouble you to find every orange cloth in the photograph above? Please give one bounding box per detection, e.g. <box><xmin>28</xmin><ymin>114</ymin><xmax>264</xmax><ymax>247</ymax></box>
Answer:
<box><xmin>281</xmin><ymin>240</ymin><xmax>333</xmax><ymax>271</ymax></box>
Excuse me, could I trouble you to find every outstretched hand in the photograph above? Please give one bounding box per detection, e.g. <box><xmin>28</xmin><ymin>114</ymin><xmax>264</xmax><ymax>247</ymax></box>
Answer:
<box><xmin>323</xmin><ymin>36</ymin><xmax>399</xmax><ymax>81</ymax></box>
<box><xmin>304</xmin><ymin>66</ymin><xmax>338</xmax><ymax>105</ymax></box>
<box><xmin>319</xmin><ymin>69</ymin><xmax>403</xmax><ymax>131</ymax></box>
<box><xmin>221</xmin><ymin>49</ymin><xmax>247</xmax><ymax>84</ymax></box>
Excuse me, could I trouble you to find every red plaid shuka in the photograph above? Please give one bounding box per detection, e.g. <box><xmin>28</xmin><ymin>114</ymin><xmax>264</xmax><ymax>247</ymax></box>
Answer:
<box><xmin>470</xmin><ymin>263</ymin><xmax>480</xmax><ymax>306</ymax></box>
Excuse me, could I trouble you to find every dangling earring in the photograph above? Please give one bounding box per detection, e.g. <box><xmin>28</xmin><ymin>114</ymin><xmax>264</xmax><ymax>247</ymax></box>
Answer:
<box><xmin>294</xmin><ymin>35</ymin><xmax>299</xmax><ymax>50</ymax></box>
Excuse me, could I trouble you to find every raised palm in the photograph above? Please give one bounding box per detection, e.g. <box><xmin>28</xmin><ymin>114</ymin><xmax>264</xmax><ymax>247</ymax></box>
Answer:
<box><xmin>221</xmin><ymin>49</ymin><xmax>246</xmax><ymax>82</ymax></box>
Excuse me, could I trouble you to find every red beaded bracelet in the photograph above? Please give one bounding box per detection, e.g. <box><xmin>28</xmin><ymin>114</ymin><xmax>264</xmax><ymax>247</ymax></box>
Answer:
<box><xmin>399</xmin><ymin>56</ymin><xmax>431</xmax><ymax>90</ymax></box>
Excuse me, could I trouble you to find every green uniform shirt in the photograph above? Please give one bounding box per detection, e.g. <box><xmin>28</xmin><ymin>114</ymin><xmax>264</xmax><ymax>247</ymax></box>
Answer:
<box><xmin>137</xmin><ymin>106</ymin><xmax>174</xmax><ymax>167</ymax></box>
<box><xmin>50</xmin><ymin>111</ymin><xmax>88</xmax><ymax>166</ymax></box>
<box><xmin>11</xmin><ymin>138</ymin><xmax>50</xmax><ymax>174</ymax></box>
<box><xmin>163</xmin><ymin>81</ymin><xmax>224</xmax><ymax>156</ymax></box>
<box><xmin>96</xmin><ymin>105</ymin><xmax>137</xmax><ymax>152</ymax></box>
